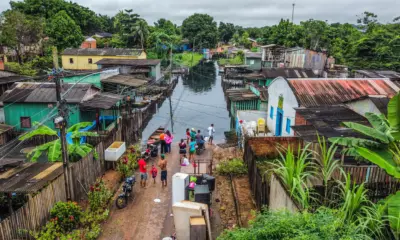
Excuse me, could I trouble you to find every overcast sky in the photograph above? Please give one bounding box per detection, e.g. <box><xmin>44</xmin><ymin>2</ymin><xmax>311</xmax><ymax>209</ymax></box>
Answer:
<box><xmin>2</xmin><ymin>0</ymin><xmax>399</xmax><ymax>27</ymax></box>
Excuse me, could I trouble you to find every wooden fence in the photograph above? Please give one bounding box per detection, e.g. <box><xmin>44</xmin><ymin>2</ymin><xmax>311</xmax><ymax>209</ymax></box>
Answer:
<box><xmin>334</xmin><ymin>165</ymin><xmax>397</xmax><ymax>184</ymax></box>
<box><xmin>0</xmin><ymin>175</ymin><xmax>66</xmax><ymax>240</ymax></box>
<box><xmin>243</xmin><ymin>139</ymin><xmax>269</xmax><ymax>210</ymax></box>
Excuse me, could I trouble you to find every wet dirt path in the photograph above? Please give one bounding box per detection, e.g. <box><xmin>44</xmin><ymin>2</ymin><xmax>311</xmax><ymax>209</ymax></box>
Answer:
<box><xmin>99</xmin><ymin>144</ymin><xmax>180</xmax><ymax>240</ymax></box>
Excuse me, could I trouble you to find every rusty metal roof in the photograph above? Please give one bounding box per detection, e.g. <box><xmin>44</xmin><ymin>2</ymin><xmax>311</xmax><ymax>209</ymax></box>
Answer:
<box><xmin>96</xmin><ymin>58</ymin><xmax>161</xmax><ymax>66</ymax></box>
<box><xmin>288</xmin><ymin>78</ymin><xmax>399</xmax><ymax>107</ymax></box>
<box><xmin>226</xmin><ymin>88</ymin><xmax>258</xmax><ymax>101</ymax></box>
<box><xmin>1</xmin><ymin>82</ymin><xmax>98</xmax><ymax>103</ymax></box>
<box><xmin>0</xmin><ymin>163</ymin><xmax>63</xmax><ymax>193</ymax></box>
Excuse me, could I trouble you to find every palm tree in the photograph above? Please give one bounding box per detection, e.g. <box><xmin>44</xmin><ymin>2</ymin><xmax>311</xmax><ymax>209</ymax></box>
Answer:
<box><xmin>19</xmin><ymin>122</ymin><xmax>98</xmax><ymax>162</ymax></box>
<box><xmin>133</xmin><ymin>20</ymin><xmax>149</xmax><ymax>50</ymax></box>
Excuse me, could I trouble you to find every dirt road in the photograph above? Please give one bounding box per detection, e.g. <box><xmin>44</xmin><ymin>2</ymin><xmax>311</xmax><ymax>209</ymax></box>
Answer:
<box><xmin>99</xmin><ymin>144</ymin><xmax>181</xmax><ymax>240</ymax></box>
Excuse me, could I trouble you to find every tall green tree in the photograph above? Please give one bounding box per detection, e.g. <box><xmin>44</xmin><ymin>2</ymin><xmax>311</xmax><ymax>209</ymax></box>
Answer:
<box><xmin>154</xmin><ymin>18</ymin><xmax>179</xmax><ymax>36</ymax></box>
<box><xmin>133</xmin><ymin>20</ymin><xmax>149</xmax><ymax>50</ymax></box>
<box><xmin>181</xmin><ymin>13</ymin><xmax>218</xmax><ymax>49</ymax></box>
<box><xmin>45</xmin><ymin>10</ymin><xmax>84</xmax><ymax>51</ymax></box>
<box><xmin>113</xmin><ymin>9</ymin><xmax>140</xmax><ymax>35</ymax></box>
<box><xmin>0</xmin><ymin>10</ymin><xmax>44</xmax><ymax>64</ymax></box>
<box><xmin>10</xmin><ymin>0</ymin><xmax>103</xmax><ymax>34</ymax></box>
<box><xmin>218</xmin><ymin>22</ymin><xmax>236</xmax><ymax>43</ymax></box>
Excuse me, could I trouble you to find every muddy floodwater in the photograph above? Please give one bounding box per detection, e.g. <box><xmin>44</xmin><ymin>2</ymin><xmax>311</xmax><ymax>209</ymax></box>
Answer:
<box><xmin>142</xmin><ymin>62</ymin><xmax>231</xmax><ymax>143</ymax></box>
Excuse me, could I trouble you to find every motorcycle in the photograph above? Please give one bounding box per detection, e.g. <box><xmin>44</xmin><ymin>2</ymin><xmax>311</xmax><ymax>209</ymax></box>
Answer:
<box><xmin>116</xmin><ymin>176</ymin><xmax>136</xmax><ymax>209</ymax></box>
<box><xmin>141</xmin><ymin>144</ymin><xmax>158</xmax><ymax>161</ymax></box>
<box><xmin>196</xmin><ymin>141</ymin><xmax>206</xmax><ymax>155</ymax></box>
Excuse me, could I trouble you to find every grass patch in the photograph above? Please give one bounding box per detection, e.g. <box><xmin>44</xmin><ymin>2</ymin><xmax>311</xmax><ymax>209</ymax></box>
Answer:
<box><xmin>173</xmin><ymin>52</ymin><xmax>203</xmax><ymax>67</ymax></box>
<box><xmin>217</xmin><ymin>56</ymin><xmax>244</xmax><ymax>66</ymax></box>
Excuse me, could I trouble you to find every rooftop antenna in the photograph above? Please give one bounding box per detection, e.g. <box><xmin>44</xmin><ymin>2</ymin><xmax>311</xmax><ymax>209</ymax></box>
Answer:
<box><xmin>292</xmin><ymin>3</ymin><xmax>295</xmax><ymax>23</ymax></box>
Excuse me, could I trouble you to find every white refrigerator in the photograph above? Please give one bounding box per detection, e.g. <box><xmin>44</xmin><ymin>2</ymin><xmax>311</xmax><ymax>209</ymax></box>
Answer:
<box><xmin>172</xmin><ymin>173</ymin><xmax>189</xmax><ymax>205</ymax></box>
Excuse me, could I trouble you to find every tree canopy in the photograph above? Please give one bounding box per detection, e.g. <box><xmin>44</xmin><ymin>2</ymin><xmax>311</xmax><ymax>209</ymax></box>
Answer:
<box><xmin>46</xmin><ymin>10</ymin><xmax>84</xmax><ymax>51</ymax></box>
<box><xmin>181</xmin><ymin>13</ymin><xmax>218</xmax><ymax>49</ymax></box>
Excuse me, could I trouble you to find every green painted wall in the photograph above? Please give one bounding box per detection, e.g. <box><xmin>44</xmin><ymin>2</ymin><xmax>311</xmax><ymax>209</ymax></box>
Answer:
<box><xmin>245</xmin><ymin>57</ymin><xmax>262</xmax><ymax>70</ymax></box>
<box><xmin>62</xmin><ymin>73</ymin><xmax>101</xmax><ymax>88</ymax></box>
<box><xmin>4</xmin><ymin>103</ymin><xmax>81</xmax><ymax>131</ymax></box>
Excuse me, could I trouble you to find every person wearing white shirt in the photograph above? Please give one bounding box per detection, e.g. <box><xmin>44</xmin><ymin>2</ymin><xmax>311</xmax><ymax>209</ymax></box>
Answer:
<box><xmin>207</xmin><ymin>124</ymin><xmax>215</xmax><ymax>145</ymax></box>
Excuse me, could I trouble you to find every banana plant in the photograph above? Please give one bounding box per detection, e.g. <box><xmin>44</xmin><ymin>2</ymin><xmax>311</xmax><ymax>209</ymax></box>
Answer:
<box><xmin>332</xmin><ymin>93</ymin><xmax>400</xmax><ymax>239</ymax></box>
<box><xmin>19</xmin><ymin>122</ymin><xmax>99</xmax><ymax>162</ymax></box>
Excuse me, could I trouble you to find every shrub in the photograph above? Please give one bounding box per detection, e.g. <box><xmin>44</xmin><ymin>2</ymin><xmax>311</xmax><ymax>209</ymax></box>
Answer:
<box><xmin>50</xmin><ymin>201</ymin><xmax>82</xmax><ymax>232</ymax></box>
<box><xmin>216</xmin><ymin>158</ymin><xmax>247</xmax><ymax>176</ymax></box>
<box><xmin>88</xmin><ymin>179</ymin><xmax>113</xmax><ymax>211</ymax></box>
<box><xmin>218</xmin><ymin>208</ymin><xmax>369</xmax><ymax>240</ymax></box>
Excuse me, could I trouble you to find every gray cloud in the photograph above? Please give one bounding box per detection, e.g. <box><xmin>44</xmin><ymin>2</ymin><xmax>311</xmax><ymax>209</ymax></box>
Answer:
<box><xmin>1</xmin><ymin>0</ymin><xmax>399</xmax><ymax>27</ymax></box>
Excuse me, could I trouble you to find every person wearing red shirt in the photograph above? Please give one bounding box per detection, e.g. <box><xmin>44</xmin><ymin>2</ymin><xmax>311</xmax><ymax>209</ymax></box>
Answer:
<box><xmin>138</xmin><ymin>157</ymin><xmax>147</xmax><ymax>187</ymax></box>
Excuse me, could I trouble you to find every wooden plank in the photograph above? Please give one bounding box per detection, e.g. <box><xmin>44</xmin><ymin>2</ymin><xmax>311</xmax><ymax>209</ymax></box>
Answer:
<box><xmin>29</xmin><ymin>163</ymin><xmax>62</xmax><ymax>181</ymax></box>
<box><xmin>0</xmin><ymin>163</ymin><xmax>35</xmax><ymax>179</ymax></box>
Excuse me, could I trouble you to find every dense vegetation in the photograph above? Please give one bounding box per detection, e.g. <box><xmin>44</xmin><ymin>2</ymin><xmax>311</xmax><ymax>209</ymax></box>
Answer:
<box><xmin>0</xmin><ymin>0</ymin><xmax>399</xmax><ymax>74</ymax></box>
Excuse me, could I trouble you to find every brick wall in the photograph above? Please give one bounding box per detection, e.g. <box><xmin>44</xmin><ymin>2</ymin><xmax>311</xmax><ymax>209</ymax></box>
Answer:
<box><xmin>295</xmin><ymin>112</ymin><xmax>307</xmax><ymax>125</ymax></box>
<box><xmin>247</xmin><ymin>136</ymin><xmax>303</xmax><ymax>159</ymax></box>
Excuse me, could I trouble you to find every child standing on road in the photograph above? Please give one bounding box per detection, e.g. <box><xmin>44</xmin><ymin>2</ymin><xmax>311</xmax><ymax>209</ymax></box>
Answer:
<box><xmin>150</xmin><ymin>164</ymin><xmax>158</xmax><ymax>184</ymax></box>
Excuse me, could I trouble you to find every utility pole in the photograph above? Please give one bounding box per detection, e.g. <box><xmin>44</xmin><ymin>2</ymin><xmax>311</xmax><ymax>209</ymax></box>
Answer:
<box><xmin>168</xmin><ymin>43</ymin><xmax>174</xmax><ymax>133</ymax></box>
<box><xmin>52</xmin><ymin>47</ymin><xmax>71</xmax><ymax>200</ymax></box>
<box><xmin>291</xmin><ymin>3</ymin><xmax>295</xmax><ymax>23</ymax></box>
<box><xmin>191</xmin><ymin>38</ymin><xmax>196</xmax><ymax>67</ymax></box>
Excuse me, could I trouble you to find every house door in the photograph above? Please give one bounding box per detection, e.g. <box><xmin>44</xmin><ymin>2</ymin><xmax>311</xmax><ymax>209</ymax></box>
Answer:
<box><xmin>276</xmin><ymin>108</ymin><xmax>283</xmax><ymax>136</ymax></box>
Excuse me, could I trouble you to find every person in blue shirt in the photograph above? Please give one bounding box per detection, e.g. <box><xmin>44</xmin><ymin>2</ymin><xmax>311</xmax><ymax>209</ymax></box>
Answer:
<box><xmin>189</xmin><ymin>139</ymin><xmax>196</xmax><ymax>163</ymax></box>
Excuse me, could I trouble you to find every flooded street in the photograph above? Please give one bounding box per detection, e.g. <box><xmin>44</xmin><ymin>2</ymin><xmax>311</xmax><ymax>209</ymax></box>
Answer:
<box><xmin>142</xmin><ymin>62</ymin><xmax>231</xmax><ymax>143</ymax></box>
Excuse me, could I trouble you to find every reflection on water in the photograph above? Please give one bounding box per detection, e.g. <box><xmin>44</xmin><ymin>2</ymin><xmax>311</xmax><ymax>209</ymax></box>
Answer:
<box><xmin>141</xmin><ymin>62</ymin><xmax>231</xmax><ymax>144</ymax></box>
<box><xmin>182</xmin><ymin>62</ymin><xmax>217</xmax><ymax>92</ymax></box>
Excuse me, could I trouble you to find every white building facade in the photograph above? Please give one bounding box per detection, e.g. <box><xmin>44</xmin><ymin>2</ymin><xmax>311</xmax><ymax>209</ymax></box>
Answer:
<box><xmin>266</xmin><ymin>77</ymin><xmax>299</xmax><ymax>136</ymax></box>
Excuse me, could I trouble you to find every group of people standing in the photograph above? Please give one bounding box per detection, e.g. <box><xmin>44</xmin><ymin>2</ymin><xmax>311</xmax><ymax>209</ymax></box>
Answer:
<box><xmin>178</xmin><ymin>124</ymin><xmax>215</xmax><ymax>166</ymax></box>
<box><xmin>137</xmin><ymin>124</ymin><xmax>215</xmax><ymax>189</ymax></box>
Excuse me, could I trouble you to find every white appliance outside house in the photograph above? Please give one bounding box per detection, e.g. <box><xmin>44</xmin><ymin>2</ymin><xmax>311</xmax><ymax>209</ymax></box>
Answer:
<box><xmin>172</xmin><ymin>173</ymin><xmax>189</xmax><ymax>205</ymax></box>
<box><xmin>104</xmin><ymin>141</ymin><xmax>126</xmax><ymax>161</ymax></box>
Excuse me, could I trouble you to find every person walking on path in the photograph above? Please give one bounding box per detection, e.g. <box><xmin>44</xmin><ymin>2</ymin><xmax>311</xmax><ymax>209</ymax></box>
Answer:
<box><xmin>158</xmin><ymin>154</ymin><xmax>168</xmax><ymax>187</ymax></box>
<box><xmin>178</xmin><ymin>139</ymin><xmax>187</xmax><ymax>164</ymax></box>
<box><xmin>150</xmin><ymin>163</ymin><xmax>158</xmax><ymax>184</ymax></box>
<box><xmin>165</xmin><ymin>130</ymin><xmax>174</xmax><ymax>154</ymax></box>
<box><xmin>160</xmin><ymin>131</ymin><xmax>166</xmax><ymax>154</ymax></box>
<box><xmin>208</xmin><ymin>124</ymin><xmax>215</xmax><ymax>145</ymax></box>
<box><xmin>138</xmin><ymin>157</ymin><xmax>147</xmax><ymax>188</ymax></box>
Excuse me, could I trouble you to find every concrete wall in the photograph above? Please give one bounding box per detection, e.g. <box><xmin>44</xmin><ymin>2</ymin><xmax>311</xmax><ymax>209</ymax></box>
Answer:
<box><xmin>62</xmin><ymin>52</ymin><xmax>147</xmax><ymax>70</ymax></box>
<box><xmin>345</xmin><ymin>98</ymin><xmax>382</xmax><ymax>116</ymax></box>
<box><xmin>269</xmin><ymin>174</ymin><xmax>300</xmax><ymax>212</ymax></box>
<box><xmin>267</xmin><ymin>77</ymin><xmax>299</xmax><ymax>136</ymax></box>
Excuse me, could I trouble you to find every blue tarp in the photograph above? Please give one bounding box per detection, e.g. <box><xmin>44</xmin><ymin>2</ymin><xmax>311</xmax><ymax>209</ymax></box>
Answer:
<box><xmin>65</xmin><ymin>116</ymin><xmax>117</xmax><ymax>144</ymax></box>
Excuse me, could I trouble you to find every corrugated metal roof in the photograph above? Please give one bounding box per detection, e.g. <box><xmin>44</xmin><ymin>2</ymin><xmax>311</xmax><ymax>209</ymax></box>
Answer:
<box><xmin>0</xmin><ymin>76</ymin><xmax>32</xmax><ymax>84</ymax></box>
<box><xmin>245</xmin><ymin>52</ymin><xmax>262</xmax><ymax>58</ymax></box>
<box><xmin>80</xmin><ymin>92</ymin><xmax>123</xmax><ymax>110</ymax></box>
<box><xmin>262</xmin><ymin>68</ymin><xmax>317</xmax><ymax>79</ymax></box>
<box><xmin>226</xmin><ymin>88</ymin><xmax>258</xmax><ymax>101</ymax></box>
<box><xmin>96</xmin><ymin>58</ymin><xmax>161</xmax><ymax>66</ymax></box>
<box><xmin>1</xmin><ymin>82</ymin><xmax>95</xmax><ymax>103</ymax></box>
<box><xmin>292</xmin><ymin>106</ymin><xmax>369</xmax><ymax>142</ymax></box>
<box><xmin>288</xmin><ymin>78</ymin><xmax>399</xmax><ymax>107</ymax></box>
<box><xmin>0</xmin><ymin>163</ymin><xmax>63</xmax><ymax>193</ymax></box>
<box><xmin>62</xmin><ymin>48</ymin><xmax>142</xmax><ymax>56</ymax></box>
<box><xmin>101</xmin><ymin>75</ymin><xmax>149</xmax><ymax>87</ymax></box>
<box><xmin>355</xmin><ymin>70</ymin><xmax>400</xmax><ymax>79</ymax></box>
